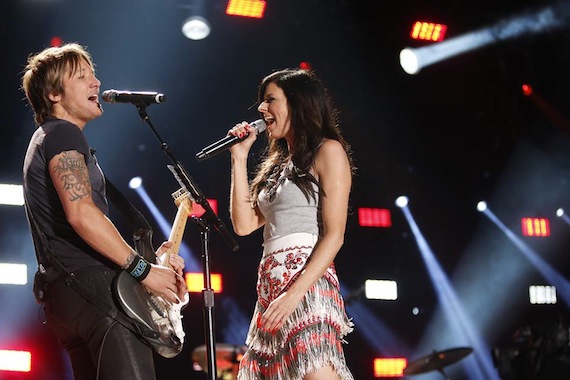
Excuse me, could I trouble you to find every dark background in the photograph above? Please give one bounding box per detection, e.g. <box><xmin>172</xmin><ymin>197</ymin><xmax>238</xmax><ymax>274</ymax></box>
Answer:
<box><xmin>1</xmin><ymin>0</ymin><xmax>570</xmax><ymax>379</ymax></box>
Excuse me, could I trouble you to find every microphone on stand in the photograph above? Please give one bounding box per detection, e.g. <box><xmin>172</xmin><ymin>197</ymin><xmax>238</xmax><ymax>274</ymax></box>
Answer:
<box><xmin>195</xmin><ymin>119</ymin><xmax>267</xmax><ymax>161</ymax></box>
<box><xmin>102</xmin><ymin>89</ymin><xmax>166</xmax><ymax>105</ymax></box>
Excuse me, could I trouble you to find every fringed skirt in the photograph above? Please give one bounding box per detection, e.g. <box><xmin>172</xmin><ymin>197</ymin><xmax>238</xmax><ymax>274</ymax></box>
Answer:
<box><xmin>238</xmin><ymin>232</ymin><xmax>354</xmax><ymax>380</ymax></box>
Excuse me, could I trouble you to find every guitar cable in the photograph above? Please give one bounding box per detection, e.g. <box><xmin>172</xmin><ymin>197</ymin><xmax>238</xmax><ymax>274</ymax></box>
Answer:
<box><xmin>96</xmin><ymin>320</ymin><xmax>119</xmax><ymax>380</ymax></box>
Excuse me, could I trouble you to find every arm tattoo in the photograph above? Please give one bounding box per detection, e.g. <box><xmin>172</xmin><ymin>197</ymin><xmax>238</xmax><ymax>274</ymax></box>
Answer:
<box><xmin>52</xmin><ymin>151</ymin><xmax>92</xmax><ymax>201</ymax></box>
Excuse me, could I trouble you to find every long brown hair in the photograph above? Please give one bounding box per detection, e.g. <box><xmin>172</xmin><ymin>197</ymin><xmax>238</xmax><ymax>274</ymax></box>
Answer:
<box><xmin>250</xmin><ymin>68</ymin><xmax>355</xmax><ymax>203</ymax></box>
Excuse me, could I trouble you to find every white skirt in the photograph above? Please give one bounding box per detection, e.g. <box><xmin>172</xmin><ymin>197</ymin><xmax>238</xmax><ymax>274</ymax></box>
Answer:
<box><xmin>238</xmin><ymin>233</ymin><xmax>354</xmax><ymax>380</ymax></box>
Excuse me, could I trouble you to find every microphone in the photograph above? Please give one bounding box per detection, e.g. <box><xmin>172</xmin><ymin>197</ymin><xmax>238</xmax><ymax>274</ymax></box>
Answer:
<box><xmin>102</xmin><ymin>89</ymin><xmax>166</xmax><ymax>105</ymax></box>
<box><xmin>196</xmin><ymin>119</ymin><xmax>267</xmax><ymax>161</ymax></box>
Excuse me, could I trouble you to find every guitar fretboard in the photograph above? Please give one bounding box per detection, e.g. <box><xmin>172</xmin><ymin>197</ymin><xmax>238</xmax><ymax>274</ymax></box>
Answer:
<box><xmin>163</xmin><ymin>188</ymin><xmax>193</xmax><ymax>268</ymax></box>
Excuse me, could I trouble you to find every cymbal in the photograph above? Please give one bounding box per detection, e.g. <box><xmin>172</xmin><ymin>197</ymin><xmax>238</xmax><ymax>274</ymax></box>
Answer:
<box><xmin>192</xmin><ymin>343</ymin><xmax>247</xmax><ymax>372</ymax></box>
<box><xmin>403</xmin><ymin>346</ymin><xmax>473</xmax><ymax>375</ymax></box>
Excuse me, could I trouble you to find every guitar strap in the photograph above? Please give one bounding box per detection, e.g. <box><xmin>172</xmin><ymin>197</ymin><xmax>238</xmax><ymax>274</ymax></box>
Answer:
<box><xmin>103</xmin><ymin>173</ymin><xmax>157</xmax><ymax>264</ymax></box>
<box><xmin>24</xmin><ymin>152</ymin><xmax>162</xmax><ymax>341</ymax></box>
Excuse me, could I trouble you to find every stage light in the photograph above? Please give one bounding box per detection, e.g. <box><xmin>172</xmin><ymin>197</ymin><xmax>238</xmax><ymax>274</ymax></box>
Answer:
<box><xmin>399</xmin><ymin>48</ymin><xmax>420</xmax><ymax>75</ymax></box>
<box><xmin>556</xmin><ymin>208</ymin><xmax>570</xmax><ymax>226</ymax></box>
<box><xmin>529</xmin><ymin>285</ymin><xmax>557</xmax><ymax>304</ymax></box>
<box><xmin>483</xmin><ymin>205</ymin><xmax>570</xmax><ymax>309</ymax></box>
<box><xmin>399</xmin><ymin>2</ymin><xmax>569</xmax><ymax>75</ymax></box>
<box><xmin>0</xmin><ymin>263</ymin><xmax>27</xmax><ymax>285</ymax></box>
<box><xmin>522</xmin><ymin>84</ymin><xmax>533</xmax><ymax>96</ymax></box>
<box><xmin>182</xmin><ymin>16</ymin><xmax>211</xmax><ymax>40</ymax></box>
<box><xmin>358</xmin><ymin>207</ymin><xmax>392</xmax><ymax>227</ymax></box>
<box><xmin>521</xmin><ymin>217</ymin><xmax>550</xmax><ymax>237</ymax></box>
<box><xmin>185</xmin><ymin>272</ymin><xmax>223</xmax><ymax>293</ymax></box>
<box><xmin>50</xmin><ymin>36</ymin><xmax>62</xmax><ymax>47</ymax></box>
<box><xmin>373</xmin><ymin>358</ymin><xmax>407</xmax><ymax>377</ymax></box>
<box><xmin>226</xmin><ymin>0</ymin><xmax>266</xmax><ymax>18</ymax></box>
<box><xmin>410</xmin><ymin>21</ymin><xmax>447</xmax><ymax>42</ymax></box>
<box><xmin>365</xmin><ymin>279</ymin><xmax>398</xmax><ymax>300</ymax></box>
<box><xmin>128</xmin><ymin>176</ymin><xmax>142</xmax><ymax>189</ymax></box>
<box><xmin>0</xmin><ymin>184</ymin><xmax>24</xmax><ymax>206</ymax></box>
<box><xmin>398</xmin><ymin>201</ymin><xmax>497</xmax><ymax>377</ymax></box>
<box><xmin>395</xmin><ymin>196</ymin><xmax>408</xmax><ymax>208</ymax></box>
<box><xmin>477</xmin><ymin>201</ymin><xmax>487</xmax><ymax>212</ymax></box>
<box><xmin>0</xmin><ymin>350</ymin><xmax>31</xmax><ymax>372</ymax></box>
<box><xmin>190</xmin><ymin>198</ymin><xmax>218</xmax><ymax>217</ymax></box>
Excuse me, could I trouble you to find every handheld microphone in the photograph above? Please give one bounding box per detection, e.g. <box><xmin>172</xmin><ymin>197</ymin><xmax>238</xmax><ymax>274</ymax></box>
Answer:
<box><xmin>102</xmin><ymin>89</ymin><xmax>166</xmax><ymax>105</ymax></box>
<box><xmin>196</xmin><ymin>119</ymin><xmax>267</xmax><ymax>161</ymax></box>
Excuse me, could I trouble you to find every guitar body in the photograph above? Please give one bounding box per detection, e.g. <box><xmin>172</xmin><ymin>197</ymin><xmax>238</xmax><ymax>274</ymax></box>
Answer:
<box><xmin>114</xmin><ymin>271</ymin><xmax>187</xmax><ymax>358</ymax></box>
<box><xmin>113</xmin><ymin>188</ymin><xmax>192</xmax><ymax>358</ymax></box>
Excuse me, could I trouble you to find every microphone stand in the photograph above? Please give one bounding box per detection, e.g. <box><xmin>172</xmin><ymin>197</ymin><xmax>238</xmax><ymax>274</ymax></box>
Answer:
<box><xmin>133</xmin><ymin>104</ymin><xmax>239</xmax><ymax>380</ymax></box>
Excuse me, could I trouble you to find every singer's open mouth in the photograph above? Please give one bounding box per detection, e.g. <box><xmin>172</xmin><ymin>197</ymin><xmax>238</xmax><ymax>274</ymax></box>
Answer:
<box><xmin>88</xmin><ymin>95</ymin><xmax>98</xmax><ymax>102</ymax></box>
<box><xmin>264</xmin><ymin>116</ymin><xmax>275</xmax><ymax>126</ymax></box>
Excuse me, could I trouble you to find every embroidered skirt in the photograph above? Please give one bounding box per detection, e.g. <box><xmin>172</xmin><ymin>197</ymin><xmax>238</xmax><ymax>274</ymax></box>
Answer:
<box><xmin>238</xmin><ymin>233</ymin><xmax>354</xmax><ymax>380</ymax></box>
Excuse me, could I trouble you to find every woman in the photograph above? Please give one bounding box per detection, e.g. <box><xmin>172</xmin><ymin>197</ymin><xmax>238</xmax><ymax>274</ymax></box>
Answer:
<box><xmin>228</xmin><ymin>68</ymin><xmax>355</xmax><ymax>380</ymax></box>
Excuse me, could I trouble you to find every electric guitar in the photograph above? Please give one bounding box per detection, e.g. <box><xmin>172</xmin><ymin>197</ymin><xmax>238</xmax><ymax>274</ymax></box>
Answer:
<box><xmin>114</xmin><ymin>188</ymin><xmax>192</xmax><ymax>358</ymax></box>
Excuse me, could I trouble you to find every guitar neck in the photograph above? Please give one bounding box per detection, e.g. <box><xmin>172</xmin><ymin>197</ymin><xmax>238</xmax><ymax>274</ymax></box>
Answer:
<box><xmin>162</xmin><ymin>188</ymin><xmax>192</xmax><ymax>268</ymax></box>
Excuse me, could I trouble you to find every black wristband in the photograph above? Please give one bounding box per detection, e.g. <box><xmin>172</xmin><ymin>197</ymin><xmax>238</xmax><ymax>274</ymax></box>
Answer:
<box><xmin>125</xmin><ymin>254</ymin><xmax>151</xmax><ymax>282</ymax></box>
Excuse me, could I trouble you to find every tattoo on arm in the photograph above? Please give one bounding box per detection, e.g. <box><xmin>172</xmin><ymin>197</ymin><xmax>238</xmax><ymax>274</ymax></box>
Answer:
<box><xmin>52</xmin><ymin>151</ymin><xmax>92</xmax><ymax>201</ymax></box>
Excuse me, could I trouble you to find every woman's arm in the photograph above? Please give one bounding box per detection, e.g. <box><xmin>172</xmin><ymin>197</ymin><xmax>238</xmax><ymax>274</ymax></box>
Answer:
<box><xmin>228</xmin><ymin>122</ymin><xmax>266</xmax><ymax>236</ymax></box>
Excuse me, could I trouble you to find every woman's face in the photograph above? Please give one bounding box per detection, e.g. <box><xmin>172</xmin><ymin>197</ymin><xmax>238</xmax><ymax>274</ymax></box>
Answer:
<box><xmin>258</xmin><ymin>82</ymin><xmax>293</xmax><ymax>143</ymax></box>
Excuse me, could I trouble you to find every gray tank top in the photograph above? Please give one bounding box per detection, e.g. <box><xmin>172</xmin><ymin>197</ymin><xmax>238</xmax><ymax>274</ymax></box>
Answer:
<box><xmin>257</xmin><ymin>163</ymin><xmax>322</xmax><ymax>244</ymax></box>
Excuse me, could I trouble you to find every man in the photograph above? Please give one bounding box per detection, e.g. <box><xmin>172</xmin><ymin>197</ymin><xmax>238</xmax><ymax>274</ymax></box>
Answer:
<box><xmin>21</xmin><ymin>42</ymin><xmax>187</xmax><ymax>379</ymax></box>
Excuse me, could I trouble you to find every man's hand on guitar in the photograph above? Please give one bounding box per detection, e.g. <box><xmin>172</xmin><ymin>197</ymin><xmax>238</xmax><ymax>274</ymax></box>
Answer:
<box><xmin>142</xmin><ymin>265</ymin><xmax>187</xmax><ymax>304</ymax></box>
<box><xmin>141</xmin><ymin>241</ymin><xmax>188</xmax><ymax>304</ymax></box>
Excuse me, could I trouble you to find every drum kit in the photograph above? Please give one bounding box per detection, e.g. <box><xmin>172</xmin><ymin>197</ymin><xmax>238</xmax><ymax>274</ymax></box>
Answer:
<box><xmin>403</xmin><ymin>346</ymin><xmax>473</xmax><ymax>379</ymax></box>
<box><xmin>192</xmin><ymin>343</ymin><xmax>247</xmax><ymax>380</ymax></box>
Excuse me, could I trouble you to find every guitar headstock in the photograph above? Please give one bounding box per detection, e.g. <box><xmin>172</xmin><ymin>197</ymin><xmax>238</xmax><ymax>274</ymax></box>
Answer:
<box><xmin>172</xmin><ymin>188</ymin><xmax>193</xmax><ymax>214</ymax></box>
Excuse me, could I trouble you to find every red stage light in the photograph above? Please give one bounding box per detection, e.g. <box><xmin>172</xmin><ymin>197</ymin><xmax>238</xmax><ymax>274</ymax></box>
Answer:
<box><xmin>410</xmin><ymin>21</ymin><xmax>447</xmax><ymax>42</ymax></box>
<box><xmin>190</xmin><ymin>199</ymin><xmax>218</xmax><ymax>217</ymax></box>
<box><xmin>50</xmin><ymin>36</ymin><xmax>63</xmax><ymax>47</ymax></box>
<box><xmin>358</xmin><ymin>208</ymin><xmax>392</xmax><ymax>227</ymax></box>
<box><xmin>299</xmin><ymin>61</ymin><xmax>312</xmax><ymax>70</ymax></box>
<box><xmin>226</xmin><ymin>0</ymin><xmax>266</xmax><ymax>18</ymax></box>
<box><xmin>522</xmin><ymin>84</ymin><xmax>533</xmax><ymax>96</ymax></box>
<box><xmin>521</xmin><ymin>217</ymin><xmax>550</xmax><ymax>237</ymax></box>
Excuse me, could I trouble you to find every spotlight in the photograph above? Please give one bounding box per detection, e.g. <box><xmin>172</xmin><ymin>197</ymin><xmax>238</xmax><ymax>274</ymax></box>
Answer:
<box><xmin>556</xmin><ymin>208</ymin><xmax>564</xmax><ymax>217</ymax></box>
<box><xmin>477</xmin><ymin>201</ymin><xmax>487</xmax><ymax>212</ymax></box>
<box><xmin>182</xmin><ymin>16</ymin><xmax>211</xmax><ymax>40</ymax></box>
<box><xmin>399</xmin><ymin>3</ymin><xmax>568</xmax><ymax>75</ymax></box>
<box><xmin>129</xmin><ymin>176</ymin><xmax>142</xmax><ymax>189</ymax></box>
<box><xmin>399</xmin><ymin>48</ymin><xmax>420</xmax><ymax>75</ymax></box>
<box><xmin>395</xmin><ymin>196</ymin><xmax>408</xmax><ymax>208</ymax></box>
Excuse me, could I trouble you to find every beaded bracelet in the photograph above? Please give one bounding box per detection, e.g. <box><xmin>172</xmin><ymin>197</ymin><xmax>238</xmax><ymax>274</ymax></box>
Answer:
<box><xmin>124</xmin><ymin>253</ymin><xmax>151</xmax><ymax>282</ymax></box>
